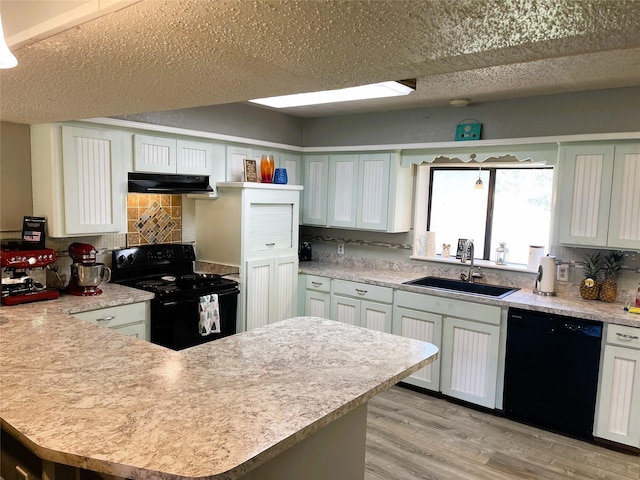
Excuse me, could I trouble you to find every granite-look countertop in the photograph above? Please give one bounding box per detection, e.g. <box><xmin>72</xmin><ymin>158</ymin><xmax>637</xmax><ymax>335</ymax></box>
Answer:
<box><xmin>0</xmin><ymin>307</ymin><xmax>437</xmax><ymax>479</ymax></box>
<box><xmin>300</xmin><ymin>262</ymin><xmax>640</xmax><ymax>328</ymax></box>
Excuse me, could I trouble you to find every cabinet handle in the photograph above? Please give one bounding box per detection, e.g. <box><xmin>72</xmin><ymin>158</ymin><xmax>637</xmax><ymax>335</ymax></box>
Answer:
<box><xmin>311</xmin><ymin>281</ymin><xmax>323</xmax><ymax>287</ymax></box>
<box><xmin>265</xmin><ymin>243</ymin><xmax>275</xmax><ymax>247</ymax></box>
<box><xmin>97</xmin><ymin>316</ymin><xmax>115</xmax><ymax>322</ymax></box>
<box><xmin>616</xmin><ymin>332</ymin><xmax>640</xmax><ymax>340</ymax></box>
<box><xmin>355</xmin><ymin>289</ymin><xmax>368</xmax><ymax>295</ymax></box>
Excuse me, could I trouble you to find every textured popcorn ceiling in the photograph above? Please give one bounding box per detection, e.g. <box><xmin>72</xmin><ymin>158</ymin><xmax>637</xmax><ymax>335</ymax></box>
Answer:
<box><xmin>0</xmin><ymin>0</ymin><xmax>639</xmax><ymax>124</ymax></box>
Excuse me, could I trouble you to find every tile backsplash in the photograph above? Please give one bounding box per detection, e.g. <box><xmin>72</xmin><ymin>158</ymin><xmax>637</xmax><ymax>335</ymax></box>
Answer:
<box><xmin>126</xmin><ymin>194</ymin><xmax>182</xmax><ymax>246</ymax></box>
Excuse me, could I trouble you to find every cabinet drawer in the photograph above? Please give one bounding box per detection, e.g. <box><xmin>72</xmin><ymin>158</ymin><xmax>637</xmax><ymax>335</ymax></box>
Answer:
<box><xmin>606</xmin><ymin>323</ymin><xmax>640</xmax><ymax>349</ymax></box>
<box><xmin>306</xmin><ymin>275</ymin><xmax>331</xmax><ymax>293</ymax></box>
<box><xmin>73</xmin><ymin>302</ymin><xmax>148</xmax><ymax>328</ymax></box>
<box><xmin>395</xmin><ymin>290</ymin><xmax>501</xmax><ymax>325</ymax></box>
<box><xmin>332</xmin><ymin>279</ymin><xmax>393</xmax><ymax>303</ymax></box>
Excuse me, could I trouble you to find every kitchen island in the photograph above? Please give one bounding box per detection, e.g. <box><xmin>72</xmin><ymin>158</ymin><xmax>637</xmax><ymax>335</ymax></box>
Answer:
<box><xmin>0</xmin><ymin>304</ymin><xmax>437</xmax><ymax>480</ymax></box>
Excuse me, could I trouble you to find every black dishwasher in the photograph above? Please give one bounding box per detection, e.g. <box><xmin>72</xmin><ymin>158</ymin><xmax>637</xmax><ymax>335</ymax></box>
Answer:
<box><xmin>503</xmin><ymin>308</ymin><xmax>603</xmax><ymax>439</ymax></box>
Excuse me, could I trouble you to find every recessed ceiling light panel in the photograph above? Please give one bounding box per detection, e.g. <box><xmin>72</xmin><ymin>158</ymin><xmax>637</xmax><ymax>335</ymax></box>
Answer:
<box><xmin>250</xmin><ymin>81</ymin><xmax>414</xmax><ymax>109</ymax></box>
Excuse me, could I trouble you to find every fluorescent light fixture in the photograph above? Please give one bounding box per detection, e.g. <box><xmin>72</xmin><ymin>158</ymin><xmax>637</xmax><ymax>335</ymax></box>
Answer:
<box><xmin>0</xmin><ymin>14</ymin><xmax>17</xmax><ymax>69</ymax></box>
<box><xmin>250</xmin><ymin>81</ymin><xmax>414</xmax><ymax>109</ymax></box>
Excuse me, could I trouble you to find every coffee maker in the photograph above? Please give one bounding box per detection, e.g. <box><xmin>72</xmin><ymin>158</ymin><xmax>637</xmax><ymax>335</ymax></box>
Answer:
<box><xmin>67</xmin><ymin>242</ymin><xmax>111</xmax><ymax>296</ymax></box>
<box><xmin>1</xmin><ymin>241</ymin><xmax>60</xmax><ymax>305</ymax></box>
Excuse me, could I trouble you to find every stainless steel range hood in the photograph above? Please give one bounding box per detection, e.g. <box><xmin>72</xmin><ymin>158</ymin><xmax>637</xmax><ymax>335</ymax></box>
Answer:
<box><xmin>128</xmin><ymin>172</ymin><xmax>214</xmax><ymax>195</ymax></box>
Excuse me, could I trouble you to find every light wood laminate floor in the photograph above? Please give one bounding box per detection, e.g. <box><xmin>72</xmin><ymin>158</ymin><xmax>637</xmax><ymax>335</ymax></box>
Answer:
<box><xmin>366</xmin><ymin>386</ymin><xmax>640</xmax><ymax>480</ymax></box>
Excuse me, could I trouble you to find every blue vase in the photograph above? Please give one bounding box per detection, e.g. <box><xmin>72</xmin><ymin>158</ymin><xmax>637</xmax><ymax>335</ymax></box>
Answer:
<box><xmin>273</xmin><ymin>168</ymin><xmax>288</xmax><ymax>184</ymax></box>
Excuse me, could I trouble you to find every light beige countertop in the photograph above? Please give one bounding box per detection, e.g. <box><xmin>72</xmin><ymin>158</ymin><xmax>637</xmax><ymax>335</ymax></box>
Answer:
<box><xmin>0</xmin><ymin>299</ymin><xmax>437</xmax><ymax>479</ymax></box>
<box><xmin>300</xmin><ymin>262</ymin><xmax>640</xmax><ymax>328</ymax></box>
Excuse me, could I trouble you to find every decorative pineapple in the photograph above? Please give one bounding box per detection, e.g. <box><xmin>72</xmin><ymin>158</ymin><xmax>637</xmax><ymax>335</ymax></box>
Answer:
<box><xmin>599</xmin><ymin>251</ymin><xmax>624</xmax><ymax>303</ymax></box>
<box><xmin>579</xmin><ymin>253</ymin><xmax>603</xmax><ymax>300</ymax></box>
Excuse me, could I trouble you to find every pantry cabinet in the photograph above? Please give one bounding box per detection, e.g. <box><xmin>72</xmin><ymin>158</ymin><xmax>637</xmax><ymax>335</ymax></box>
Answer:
<box><xmin>557</xmin><ymin>142</ymin><xmax>640</xmax><ymax>250</ymax></box>
<box><xmin>303</xmin><ymin>151</ymin><xmax>411</xmax><ymax>232</ymax></box>
<box><xmin>73</xmin><ymin>301</ymin><xmax>149</xmax><ymax>340</ymax></box>
<box><xmin>195</xmin><ymin>183</ymin><xmax>302</xmax><ymax>332</ymax></box>
<box><xmin>330</xmin><ymin>279</ymin><xmax>393</xmax><ymax>332</ymax></box>
<box><xmin>594</xmin><ymin>323</ymin><xmax>640</xmax><ymax>448</ymax></box>
<box><xmin>392</xmin><ymin>290</ymin><xmax>443</xmax><ymax>392</ymax></box>
<box><xmin>30</xmin><ymin>124</ymin><xmax>129</xmax><ymax>237</ymax></box>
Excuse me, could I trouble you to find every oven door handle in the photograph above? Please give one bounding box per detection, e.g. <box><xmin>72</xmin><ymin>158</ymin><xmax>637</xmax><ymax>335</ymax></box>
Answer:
<box><xmin>159</xmin><ymin>301</ymin><xmax>183</xmax><ymax>307</ymax></box>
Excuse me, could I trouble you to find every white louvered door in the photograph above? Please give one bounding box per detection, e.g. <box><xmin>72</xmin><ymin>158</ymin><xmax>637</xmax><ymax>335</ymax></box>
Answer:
<box><xmin>61</xmin><ymin>126</ymin><xmax>124</xmax><ymax>234</ymax></box>
<box><xmin>248</xmin><ymin>203</ymin><xmax>294</xmax><ymax>254</ymax></box>
<box><xmin>176</xmin><ymin>139</ymin><xmax>217</xmax><ymax>175</ymax></box>
<box><xmin>245</xmin><ymin>258</ymin><xmax>273</xmax><ymax>331</ymax></box>
<box><xmin>302</xmin><ymin>154</ymin><xmax>329</xmax><ymax>225</ymax></box>
<box><xmin>393</xmin><ymin>306</ymin><xmax>442</xmax><ymax>391</ymax></box>
<box><xmin>133</xmin><ymin>134</ymin><xmax>176</xmax><ymax>173</ymax></box>
<box><xmin>328</xmin><ymin>154</ymin><xmax>358</xmax><ymax>228</ymax></box>
<box><xmin>595</xmin><ymin>345</ymin><xmax>640</xmax><ymax>447</ymax></box>
<box><xmin>356</xmin><ymin>153</ymin><xmax>390</xmax><ymax>230</ymax></box>
<box><xmin>331</xmin><ymin>296</ymin><xmax>361</xmax><ymax>326</ymax></box>
<box><xmin>608</xmin><ymin>144</ymin><xmax>640</xmax><ymax>249</ymax></box>
<box><xmin>273</xmin><ymin>256</ymin><xmax>298</xmax><ymax>322</ymax></box>
<box><xmin>441</xmin><ymin>316</ymin><xmax>500</xmax><ymax>408</ymax></box>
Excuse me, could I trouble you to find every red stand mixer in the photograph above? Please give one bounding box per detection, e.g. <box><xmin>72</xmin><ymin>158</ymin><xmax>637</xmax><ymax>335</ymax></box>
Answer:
<box><xmin>67</xmin><ymin>243</ymin><xmax>111</xmax><ymax>296</ymax></box>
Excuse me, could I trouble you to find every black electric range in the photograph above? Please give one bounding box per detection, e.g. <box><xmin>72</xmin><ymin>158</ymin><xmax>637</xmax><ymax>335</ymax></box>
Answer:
<box><xmin>111</xmin><ymin>244</ymin><xmax>239</xmax><ymax>350</ymax></box>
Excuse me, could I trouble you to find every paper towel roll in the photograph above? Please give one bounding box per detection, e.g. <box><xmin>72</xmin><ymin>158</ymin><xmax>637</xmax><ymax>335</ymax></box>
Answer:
<box><xmin>528</xmin><ymin>245</ymin><xmax>545</xmax><ymax>270</ymax></box>
<box><xmin>538</xmin><ymin>256</ymin><xmax>556</xmax><ymax>293</ymax></box>
<box><xmin>424</xmin><ymin>231</ymin><xmax>436</xmax><ymax>258</ymax></box>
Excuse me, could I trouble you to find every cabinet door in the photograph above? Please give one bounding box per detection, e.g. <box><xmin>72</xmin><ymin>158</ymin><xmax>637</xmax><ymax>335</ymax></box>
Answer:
<box><xmin>280</xmin><ymin>152</ymin><xmax>302</xmax><ymax>185</ymax></box>
<box><xmin>114</xmin><ymin>322</ymin><xmax>147</xmax><ymax>340</ymax></box>
<box><xmin>247</xmin><ymin>203</ymin><xmax>295</xmax><ymax>255</ymax></box>
<box><xmin>305</xmin><ymin>290</ymin><xmax>331</xmax><ymax>318</ymax></box>
<box><xmin>176</xmin><ymin>139</ymin><xmax>219</xmax><ymax>176</ymax></box>
<box><xmin>61</xmin><ymin>126</ymin><xmax>125</xmax><ymax>234</ymax></box>
<box><xmin>441</xmin><ymin>316</ymin><xmax>500</xmax><ymax>408</ymax></box>
<box><xmin>557</xmin><ymin>144</ymin><xmax>615</xmax><ymax>246</ymax></box>
<box><xmin>607</xmin><ymin>144</ymin><xmax>640</xmax><ymax>249</ymax></box>
<box><xmin>361</xmin><ymin>300</ymin><xmax>392</xmax><ymax>333</ymax></box>
<box><xmin>272</xmin><ymin>256</ymin><xmax>299</xmax><ymax>322</ymax></box>
<box><xmin>328</xmin><ymin>154</ymin><xmax>359</xmax><ymax>228</ymax></box>
<box><xmin>245</xmin><ymin>258</ymin><xmax>273</xmax><ymax>331</ymax></box>
<box><xmin>302</xmin><ymin>154</ymin><xmax>329</xmax><ymax>225</ymax></box>
<box><xmin>331</xmin><ymin>295</ymin><xmax>361</xmax><ymax>326</ymax></box>
<box><xmin>357</xmin><ymin>153</ymin><xmax>390</xmax><ymax>230</ymax></box>
<box><xmin>227</xmin><ymin>145</ymin><xmax>253</xmax><ymax>182</ymax></box>
<box><xmin>595</xmin><ymin>345</ymin><xmax>640</xmax><ymax>447</ymax></box>
<box><xmin>393</xmin><ymin>306</ymin><xmax>442</xmax><ymax>391</ymax></box>
<box><xmin>133</xmin><ymin>134</ymin><xmax>177</xmax><ymax>173</ymax></box>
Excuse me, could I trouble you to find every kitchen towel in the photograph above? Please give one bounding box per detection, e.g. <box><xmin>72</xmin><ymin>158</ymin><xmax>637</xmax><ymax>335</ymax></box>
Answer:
<box><xmin>198</xmin><ymin>294</ymin><xmax>220</xmax><ymax>336</ymax></box>
<box><xmin>528</xmin><ymin>245</ymin><xmax>545</xmax><ymax>270</ymax></box>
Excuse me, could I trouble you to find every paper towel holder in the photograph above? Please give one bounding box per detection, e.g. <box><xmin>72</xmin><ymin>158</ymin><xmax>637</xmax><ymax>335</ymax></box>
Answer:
<box><xmin>533</xmin><ymin>260</ymin><xmax>557</xmax><ymax>296</ymax></box>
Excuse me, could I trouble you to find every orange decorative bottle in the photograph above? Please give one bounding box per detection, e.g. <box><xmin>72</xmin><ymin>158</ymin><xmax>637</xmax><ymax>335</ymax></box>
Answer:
<box><xmin>261</xmin><ymin>155</ymin><xmax>274</xmax><ymax>183</ymax></box>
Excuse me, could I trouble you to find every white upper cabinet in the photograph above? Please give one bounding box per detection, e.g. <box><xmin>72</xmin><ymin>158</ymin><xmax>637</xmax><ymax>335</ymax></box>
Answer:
<box><xmin>302</xmin><ymin>154</ymin><xmax>329</xmax><ymax>226</ymax></box>
<box><xmin>134</xmin><ymin>134</ymin><xmax>223</xmax><ymax>177</ymax></box>
<box><xmin>304</xmin><ymin>150</ymin><xmax>412</xmax><ymax>232</ymax></box>
<box><xmin>557</xmin><ymin>142</ymin><xmax>640</xmax><ymax>250</ymax></box>
<box><xmin>31</xmin><ymin>124</ymin><xmax>128</xmax><ymax>237</ymax></box>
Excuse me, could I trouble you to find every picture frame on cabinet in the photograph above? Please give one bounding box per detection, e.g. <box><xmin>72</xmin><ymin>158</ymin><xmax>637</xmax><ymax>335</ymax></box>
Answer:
<box><xmin>244</xmin><ymin>159</ymin><xmax>259</xmax><ymax>182</ymax></box>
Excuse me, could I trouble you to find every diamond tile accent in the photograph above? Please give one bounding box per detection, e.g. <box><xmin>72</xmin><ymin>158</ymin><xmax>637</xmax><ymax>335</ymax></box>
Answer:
<box><xmin>126</xmin><ymin>194</ymin><xmax>182</xmax><ymax>246</ymax></box>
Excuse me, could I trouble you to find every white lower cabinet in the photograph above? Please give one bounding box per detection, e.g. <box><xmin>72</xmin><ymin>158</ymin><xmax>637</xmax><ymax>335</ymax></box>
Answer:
<box><xmin>73</xmin><ymin>302</ymin><xmax>149</xmax><ymax>340</ymax></box>
<box><xmin>594</xmin><ymin>323</ymin><xmax>640</xmax><ymax>448</ymax></box>
<box><xmin>393</xmin><ymin>290</ymin><xmax>442</xmax><ymax>392</ymax></box>
<box><xmin>304</xmin><ymin>275</ymin><xmax>331</xmax><ymax>318</ymax></box>
<box><xmin>246</xmin><ymin>256</ymin><xmax>299</xmax><ymax>331</ymax></box>
<box><xmin>441</xmin><ymin>316</ymin><xmax>501</xmax><ymax>408</ymax></box>
<box><xmin>330</xmin><ymin>279</ymin><xmax>392</xmax><ymax>332</ymax></box>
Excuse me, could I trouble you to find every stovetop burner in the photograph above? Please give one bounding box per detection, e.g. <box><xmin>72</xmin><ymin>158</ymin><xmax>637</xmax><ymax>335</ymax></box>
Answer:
<box><xmin>136</xmin><ymin>279</ymin><xmax>165</xmax><ymax>289</ymax></box>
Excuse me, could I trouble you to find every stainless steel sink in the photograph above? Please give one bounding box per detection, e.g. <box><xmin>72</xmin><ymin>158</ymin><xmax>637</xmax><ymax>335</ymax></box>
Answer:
<box><xmin>403</xmin><ymin>276</ymin><xmax>519</xmax><ymax>298</ymax></box>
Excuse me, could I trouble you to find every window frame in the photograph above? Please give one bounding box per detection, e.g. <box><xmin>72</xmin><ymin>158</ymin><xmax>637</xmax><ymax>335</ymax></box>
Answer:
<box><xmin>426</xmin><ymin>164</ymin><xmax>554</xmax><ymax>261</ymax></box>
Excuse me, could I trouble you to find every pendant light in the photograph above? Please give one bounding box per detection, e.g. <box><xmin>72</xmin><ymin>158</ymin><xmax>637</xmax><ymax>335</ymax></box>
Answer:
<box><xmin>0</xmin><ymin>14</ymin><xmax>17</xmax><ymax>69</ymax></box>
<box><xmin>474</xmin><ymin>166</ymin><xmax>484</xmax><ymax>190</ymax></box>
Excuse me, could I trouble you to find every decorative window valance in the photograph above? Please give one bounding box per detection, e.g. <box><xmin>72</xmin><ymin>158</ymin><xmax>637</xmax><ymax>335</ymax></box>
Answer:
<box><xmin>400</xmin><ymin>143</ymin><xmax>558</xmax><ymax>167</ymax></box>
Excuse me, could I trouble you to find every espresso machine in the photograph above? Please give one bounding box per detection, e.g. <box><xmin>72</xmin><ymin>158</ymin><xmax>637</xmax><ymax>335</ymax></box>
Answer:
<box><xmin>1</xmin><ymin>242</ymin><xmax>60</xmax><ymax>305</ymax></box>
<box><xmin>67</xmin><ymin>242</ymin><xmax>111</xmax><ymax>296</ymax></box>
